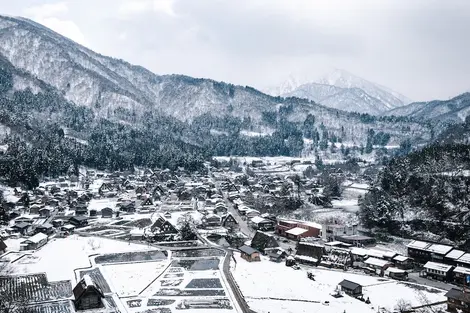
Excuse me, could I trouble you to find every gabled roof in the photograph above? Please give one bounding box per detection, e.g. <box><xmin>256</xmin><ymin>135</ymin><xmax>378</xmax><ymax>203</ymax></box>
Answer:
<box><xmin>251</xmin><ymin>231</ymin><xmax>279</xmax><ymax>252</ymax></box>
<box><xmin>13</xmin><ymin>222</ymin><xmax>30</xmax><ymax>229</ymax></box>
<box><xmin>364</xmin><ymin>257</ymin><xmax>392</xmax><ymax>268</ymax></box>
<box><xmin>22</xmin><ymin>232</ymin><xmax>47</xmax><ymax>244</ymax></box>
<box><xmin>73</xmin><ymin>274</ymin><xmax>104</xmax><ymax>302</ymax></box>
<box><xmin>250</xmin><ymin>216</ymin><xmax>269</xmax><ymax>224</ymax></box>
<box><xmin>0</xmin><ymin>240</ymin><xmax>7</xmax><ymax>251</ymax></box>
<box><xmin>222</xmin><ymin>213</ymin><xmax>238</xmax><ymax>224</ymax></box>
<box><xmin>339</xmin><ymin>279</ymin><xmax>362</xmax><ymax>290</ymax></box>
<box><xmin>445</xmin><ymin>288</ymin><xmax>470</xmax><ymax>302</ymax></box>
<box><xmin>239</xmin><ymin>245</ymin><xmax>258</xmax><ymax>255</ymax></box>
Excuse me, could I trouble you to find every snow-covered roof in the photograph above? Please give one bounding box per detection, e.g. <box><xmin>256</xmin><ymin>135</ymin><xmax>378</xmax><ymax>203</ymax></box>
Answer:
<box><xmin>407</xmin><ymin>240</ymin><xmax>431</xmax><ymax>250</ymax></box>
<box><xmin>386</xmin><ymin>267</ymin><xmax>406</xmax><ymax>273</ymax></box>
<box><xmin>423</xmin><ymin>261</ymin><xmax>452</xmax><ymax>272</ymax></box>
<box><xmin>457</xmin><ymin>253</ymin><xmax>470</xmax><ymax>264</ymax></box>
<box><xmin>294</xmin><ymin>255</ymin><xmax>318</xmax><ymax>262</ymax></box>
<box><xmin>83</xmin><ymin>274</ymin><xmax>94</xmax><ymax>287</ymax></box>
<box><xmin>285</xmin><ymin>227</ymin><xmax>308</xmax><ymax>236</ymax></box>
<box><xmin>427</xmin><ymin>244</ymin><xmax>453</xmax><ymax>255</ymax></box>
<box><xmin>364</xmin><ymin>257</ymin><xmax>392</xmax><ymax>268</ymax></box>
<box><xmin>351</xmin><ymin>247</ymin><xmax>384</xmax><ymax>259</ymax></box>
<box><xmin>392</xmin><ymin>255</ymin><xmax>409</xmax><ymax>262</ymax></box>
<box><xmin>250</xmin><ymin>216</ymin><xmax>269</xmax><ymax>224</ymax></box>
<box><xmin>453</xmin><ymin>267</ymin><xmax>470</xmax><ymax>275</ymax></box>
<box><xmin>325</xmin><ymin>241</ymin><xmax>350</xmax><ymax>246</ymax></box>
<box><xmin>302</xmin><ymin>221</ymin><xmax>322</xmax><ymax>230</ymax></box>
<box><xmin>445</xmin><ymin>249</ymin><xmax>465</xmax><ymax>260</ymax></box>
<box><xmin>23</xmin><ymin>232</ymin><xmax>47</xmax><ymax>244</ymax></box>
<box><xmin>62</xmin><ymin>224</ymin><xmax>75</xmax><ymax>230</ymax></box>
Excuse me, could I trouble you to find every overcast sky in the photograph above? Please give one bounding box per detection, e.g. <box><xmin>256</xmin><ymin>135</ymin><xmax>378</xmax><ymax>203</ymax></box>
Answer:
<box><xmin>2</xmin><ymin>0</ymin><xmax>470</xmax><ymax>101</ymax></box>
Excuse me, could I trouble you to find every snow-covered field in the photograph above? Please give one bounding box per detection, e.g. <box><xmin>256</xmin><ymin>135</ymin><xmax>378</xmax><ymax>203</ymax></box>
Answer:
<box><xmin>232</xmin><ymin>253</ymin><xmax>446</xmax><ymax>313</ymax></box>
<box><xmin>8</xmin><ymin>235</ymin><xmax>157</xmax><ymax>283</ymax></box>
<box><xmin>102</xmin><ymin>261</ymin><xmax>168</xmax><ymax>296</ymax></box>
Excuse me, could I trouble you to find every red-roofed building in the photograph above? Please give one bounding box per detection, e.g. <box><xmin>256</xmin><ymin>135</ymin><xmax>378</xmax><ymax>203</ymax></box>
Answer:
<box><xmin>276</xmin><ymin>220</ymin><xmax>321</xmax><ymax>239</ymax></box>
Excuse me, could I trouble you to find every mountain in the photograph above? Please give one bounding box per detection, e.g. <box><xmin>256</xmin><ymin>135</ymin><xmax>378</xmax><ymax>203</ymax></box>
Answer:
<box><xmin>384</xmin><ymin>92</ymin><xmax>470</xmax><ymax>125</ymax></box>
<box><xmin>271</xmin><ymin>69</ymin><xmax>411</xmax><ymax>115</ymax></box>
<box><xmin>0</xmin><ymin>15</ymin><xmax>433</xmax><ymax>148</ymax></box>
<box><xmin>317</xmin><ymin>69</ymin><xmax>412</xmax><ymax>110</ymax></box>
<box><xmin>283</xmin><ymin>83</ymin><xmax>391</xmax><ymax>115</ymax></box>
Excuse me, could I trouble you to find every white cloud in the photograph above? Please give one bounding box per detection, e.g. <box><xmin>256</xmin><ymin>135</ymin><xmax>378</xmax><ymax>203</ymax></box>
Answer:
<box><xmin>23</xmin><ymin>1</ymin><xmax>87</xmax><ymax>46</ymax></box>
<box><xmin>41</xmin><ymin>17</ymin><xmax>87</xmax><ymax>45</ymax></box>
<box><xmin>118</xmin><ymin>0</ymin><xmax>152</xmax><ymax>16</ymax></box>
<box><xmin>153</xmin><ymin>0</ymin><xmax>176</xmax><ymax>16</ymax></box>
<box><xmin>24</xmin><ymin>2</ymin><xmax>68</xmax><ymax>19</ymax></box>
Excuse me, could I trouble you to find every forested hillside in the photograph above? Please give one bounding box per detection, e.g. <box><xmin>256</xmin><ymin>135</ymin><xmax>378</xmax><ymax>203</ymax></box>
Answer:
<box><xmin>359</xmin><ymin>143</ymin><xmax>470</xmax><ymax>244</ymax></box>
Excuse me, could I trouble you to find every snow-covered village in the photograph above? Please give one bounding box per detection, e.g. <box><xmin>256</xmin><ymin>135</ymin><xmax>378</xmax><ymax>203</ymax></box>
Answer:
<box><xmin>2</xmin><ymin>1</ymin><xmax>470</xmax><ymax>313</ymax></box>
<box><xmin>1</xmin><ymin>156</ymin><xmax>468</xmax><ymax>313</ymax></box>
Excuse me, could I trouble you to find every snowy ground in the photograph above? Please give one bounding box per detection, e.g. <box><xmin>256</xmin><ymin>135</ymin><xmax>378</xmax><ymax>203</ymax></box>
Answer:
<box><xmin>8</xmin><ymin>235</ymin><xmax>157</xmax><ymax>283</ymax></box>
<box><xmin>101</xmin><ymin>261</ymin><xmax>168</xmax><ymax>296</ymax></box>
<box><xmin>232</xmin><ymin>253</ymin><xmax>446</xmax><ymax>313</ymax></box>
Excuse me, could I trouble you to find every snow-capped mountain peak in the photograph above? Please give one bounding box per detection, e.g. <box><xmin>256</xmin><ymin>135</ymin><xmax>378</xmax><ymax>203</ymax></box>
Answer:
<box><xmin>267</xmin><ymin>69</ymin><xmax>412</xmax><ymax>115</ymax></box>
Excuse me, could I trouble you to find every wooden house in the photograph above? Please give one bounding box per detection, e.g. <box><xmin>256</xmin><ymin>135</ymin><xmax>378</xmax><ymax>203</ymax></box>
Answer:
<box><xmin>239</xmin><ymin>245</ymin><xmax>261</xmax><ymax>262</ymax></box>
<box><xmin>151</xmin><ymin>217</ymin><xmax>178</xmax><ymax>236</ymax></box>
<box><xmin>363</xmin><ymin>257</ymin><xmax>393</xmax><ymax>276</ymax></box>
<box><xmin>423</xmin><ymin>261</ymin><xmax>453</xmax><ymax>282</ymax></box>
<box><xmin>222</xmin><ymin>213</ymin><xmax>238</xmax><ymax>229</ymax></box>
<box><xmin>452</xmin><ymin>267</ymin><xmax>470</xmax><ymax>287</ymax></box>
<box><xmin>202</xmin><ymin>214</ymin><xmax>222</xmax><ymax>227</ymax></box>
<box><xmin>445</xmin><ymin>288</ymin><xmax>470</xmax><ymax>313</ymax></box>
<box><xmin>12</xmin><ymin>222</ymin><xmax>31</xmax><ymax>235</ymax></box>
<box><xmin>407</xmin><ymin>240</ymin><xmax>453</xmax><ymax>264</ymax></box>
<box><xmin>249</xmin><ymin>216</ymin><xmax>274</xmax><ymax>231</ymax></box>
<box><xmin>338</xmin><ymin>280</ymin><xmax>362</xmax><ymax>297</ymax></box>
<box><xmin>250</xmin><ymin>231</ymin><xmax>279</xmax><ymax>254</ymax></box>
<box><xmin>73</xmin><ymin>275</ymin><xmax>104</xmax><ymax>310</ymax></box>
<box><xmin>444</xmin><ymin>249</ymin><xmax>466</xmax><ymax>266</ymax></box>
<box><xmin>69</xmin><ymin>216</ymin><xmax>89</xmax><ymax>228</ymax></box>
<box><xmin>20</xmin><ymin>233</ymin><xmax>48</xmax><ymax>250</ymax></box>
<box><xmin>296</xmin><ymin>241</ymin><xmax>324</xmax><ymax>260</ymax></box>
<box><xmin>141</xmin><ymin>197</ymin><xmax>153</xmax><ymax>206</ymax></box>
<box><xmin>35</xmin><ymin>223</ymin><xmax>54</xmax><ymax>235</ymax></box>
<box><xmin>39</xmin><ymin>208</ymin><xmax>52</xmax><ymax>218</ymax></box>
<box><xmin>392</xmin><ymin>255</ymin><xmax>412</xmax><ymax>270</ymax></box>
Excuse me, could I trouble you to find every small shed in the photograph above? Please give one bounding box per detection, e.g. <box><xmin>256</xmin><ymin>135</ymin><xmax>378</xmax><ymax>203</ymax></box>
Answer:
<box><xmin>239</xmin><ymin>245</ymin><xmax>260</xmax><ymax>262</ymax></box>
<box><xmin>73</xmin><ymin>275</ymin><xmax>104</xmax><ymax>310</ymax></box>
<box><xmin>101</xmin><ymin>207</ymin><xmax>113</xmax><ymax>218</ymax></box>
<box><xmin>338</xmin><ymin>279</ymin><xmax>363</xmax><ymax>297</ymax></box>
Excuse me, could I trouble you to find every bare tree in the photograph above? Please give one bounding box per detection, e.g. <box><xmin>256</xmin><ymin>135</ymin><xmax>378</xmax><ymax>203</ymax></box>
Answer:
<box><xmin>394</xmin><ymin>299</ymin><xmax>413</xmax><ymax>313</ymax></box>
